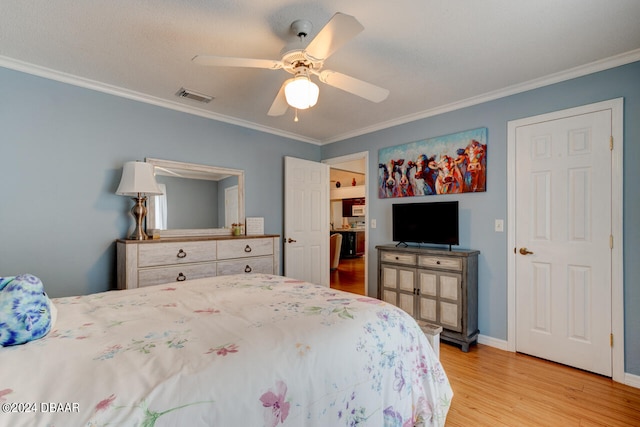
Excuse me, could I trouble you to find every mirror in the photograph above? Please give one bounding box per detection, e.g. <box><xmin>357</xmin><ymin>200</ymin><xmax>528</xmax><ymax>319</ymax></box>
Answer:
<box><xmin>145</xmin><ymin>158</ymin><xmax>245</xmax><ymax>237</ymax></box>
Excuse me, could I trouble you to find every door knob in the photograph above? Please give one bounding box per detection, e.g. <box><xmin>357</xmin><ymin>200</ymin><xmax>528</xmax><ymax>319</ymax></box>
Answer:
<box><xmin>287</xmin><ymin>238</ymin><xmax>297</xmax><ymax>243</ymax></box>
<box><xmin>519</xmin><ymin>247</ymin><xmax>534</xmax><ymax>255</ymax></box>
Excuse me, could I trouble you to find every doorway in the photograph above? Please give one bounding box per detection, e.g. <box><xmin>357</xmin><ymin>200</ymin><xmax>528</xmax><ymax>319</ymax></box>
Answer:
<box><xmin>323</xmin><ymin>152</ymin><xmax>368</xmax><ymax>296</ymax></box>
<box><xmin>507</xmin><ymin>98</ymin><xmax>624</xmax><ymax>381</ymax></box>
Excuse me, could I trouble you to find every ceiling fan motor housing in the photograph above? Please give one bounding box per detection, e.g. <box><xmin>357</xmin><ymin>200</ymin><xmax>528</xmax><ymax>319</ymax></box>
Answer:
<box><xmin>290</xmin><ymin>19</ymin><xmax>313</xmax><ymax>39</ymax></box>
<box><xmin>281</xmin><ymin>50</ymin><xmax>323</xmax><ymax>74</ymax></box>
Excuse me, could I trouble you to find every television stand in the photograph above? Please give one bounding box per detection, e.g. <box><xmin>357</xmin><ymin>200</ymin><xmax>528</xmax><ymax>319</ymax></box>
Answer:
<box><xmin>376</xmin><ymin>244</ymin><xmax>480</xmax><ymax>352</ymax></box>
<box><xmin>395</xmin><ymin>242</ymin><xmax>453</xmax><ymax>251</ymax></box>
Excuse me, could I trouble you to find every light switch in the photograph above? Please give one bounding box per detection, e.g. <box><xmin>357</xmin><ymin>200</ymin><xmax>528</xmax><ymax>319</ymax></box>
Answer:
<box><xmin>371</xmin><ymin>219</ymin><xmax>377</xmax><ymax>229</ymax></box>
<box><xmin>495</xmin><ymin>219</ymin><xmax>504</xmax><ymax>232</ymax></box>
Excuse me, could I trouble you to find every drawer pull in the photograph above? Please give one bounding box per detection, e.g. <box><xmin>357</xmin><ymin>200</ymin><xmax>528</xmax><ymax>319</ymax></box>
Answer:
<box><xmin>244</xmin><ymin>245</ymin><xmax>252</xmax><ymax>253</ymax></box>
<box><xmin>176</xmin><ymin>272</ymin><xmax>186</xmax><ymax>282</ymax></box>
<box><xmin>244</xmin><ymin>265</ymin><xmax>252</xmax><ymax>273</ymax></box>
<box><xmin>395</xmin><ymin>256</ymin><xmax>399</xmax><ymax>260</ymax></box>
<box><xmin>436</xmin><ymin>260</ymin><xmax>441</xmax><ymax>265</ymax></box>
<box><xmin>177</xmin><ymin>249</ymin><xmax>187</xmax><ymax>258</ymax></box>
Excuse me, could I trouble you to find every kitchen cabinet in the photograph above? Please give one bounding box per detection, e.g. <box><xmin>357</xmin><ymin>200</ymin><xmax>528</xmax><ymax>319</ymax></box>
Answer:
<box><xmin>341</xmin><ymin>198</ymin><xmax>365</xmax><ymax>217</ymax></box>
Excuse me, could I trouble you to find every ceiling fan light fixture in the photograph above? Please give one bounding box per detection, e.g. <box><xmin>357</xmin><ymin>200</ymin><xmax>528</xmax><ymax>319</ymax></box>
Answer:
<box><xmin>284</xmin><ymin>74</ymin><xmax>319</xmax><ymax>110</ymax></box>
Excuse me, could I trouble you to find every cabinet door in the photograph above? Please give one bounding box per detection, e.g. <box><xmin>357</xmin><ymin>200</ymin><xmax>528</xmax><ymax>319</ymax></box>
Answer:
<box><xmin>380</xmin><ymin>263</ymin><xmax>416</xmax><ymax>316</ymax></box>
<box><xmin>342</xmin><ymin>199</ymin><xmax>354</xmax><ymax>217</ymax></box>
<box><xmin>355</xmin><ymin>232</ymin><xmax>365</xmax><ymax>255</ymax></box>
<box><xmin>415</xmin><ymin>269</ymin><xmax>463</xmax><ymax>331</ymax></box>
<box><xmin>417</xmin><ymin>269</ymin><xmax>438</xmax><ymax>323</ymax></box>
<box><xmin>439</xmin><ymin>272</ymin><xmax>463</xmax><ymax>332</ymax></box>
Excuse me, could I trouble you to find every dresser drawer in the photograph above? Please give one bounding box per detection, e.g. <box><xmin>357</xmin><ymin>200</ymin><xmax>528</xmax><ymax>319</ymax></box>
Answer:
<box><xmin>418</xmin><ymin>255</ymin><xmax>462</xmax><ymax>271</ymax></box>
<box><xmin>216</xmin><ymin>256</ymin><xmax>274</xmax><ymax>276</ymax></box>
<box><xmin>138</xmin><ymin>262</ymin><xmax>217</xmax><ymax>287</ymax></box>
<box><xmin>138</xmin><ymin>241</ymin><xmax>217</xmax><ymax>267</ymax></box>
<box><xmin>217</xmin><ymin>238</ymin><xmax>273</xmax><ymax>260</ymax></box>
<box><xmin>380</xmin><ymin>251</ymin><xmax>416</xmax><ymax>266</ymax></box>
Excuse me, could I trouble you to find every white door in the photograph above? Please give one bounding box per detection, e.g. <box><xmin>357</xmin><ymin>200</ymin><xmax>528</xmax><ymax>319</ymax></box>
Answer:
<box><xmin>513</xmin><ymin>108</ymin><xmax>613</xmax><ymax>376</ymax></box>
<box><xmin>284</xmin><ymin>156</ymin><xmax>330</xmax><ymax>286</ymax></box>
<box><xmin>224</xmin><ymin>185</ymin><xmax>238</xmax><ymax>228</ymax></box>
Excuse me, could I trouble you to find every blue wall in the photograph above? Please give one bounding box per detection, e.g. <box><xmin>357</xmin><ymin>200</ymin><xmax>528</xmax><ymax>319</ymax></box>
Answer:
<box><xmin>1</xmin><ymin>61</ymin><xmax>638</xmax><ymax>376</ymax></box>
<box><xmin>0</xmin><ymin>67</ymin><xmax>320</xmax><ymax>297</ymax></box>
<box><xmin>322</xmin><ymin>61</ymin><xmax>640</xmax><ymax>375</ymax></box>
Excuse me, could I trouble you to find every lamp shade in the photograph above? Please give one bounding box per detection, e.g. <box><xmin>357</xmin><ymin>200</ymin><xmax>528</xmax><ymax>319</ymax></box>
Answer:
<box><xmin>116</xmin><ymin>161</ymin><xmax>162</xmax><ymax>196</ymax></box>
<box><xmin>284</xmin><ymin>75</ymin><xmax>319</xmax><ymax>110</ymax></box>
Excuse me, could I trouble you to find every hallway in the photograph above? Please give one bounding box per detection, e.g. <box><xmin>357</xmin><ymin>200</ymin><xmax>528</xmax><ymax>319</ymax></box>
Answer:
<box><xmin>330</xmin><ymin>256</ymin><xmax>366</xmax><ymax>295</ymax></box>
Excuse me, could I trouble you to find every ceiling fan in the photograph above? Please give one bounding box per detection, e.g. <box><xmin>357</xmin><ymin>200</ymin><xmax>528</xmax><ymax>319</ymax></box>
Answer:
<box><xmin>192</xmin><ymin>13</ymin><xmax>389</xmax><ymax>117</ymax></box>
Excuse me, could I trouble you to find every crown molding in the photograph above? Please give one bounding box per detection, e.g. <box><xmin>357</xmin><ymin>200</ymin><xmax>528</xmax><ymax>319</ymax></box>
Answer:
<box><xmin>2</xmin><ymin>49</ymin><xmax>638</xmax><ymax>147</ymax></box>
<box><xmin>321</xmin><ymin>48</ymin><xmax>640</xmax><ymax>145</ymax></box>
<box><xmin>0</xmin><ymin>55</ymin><xmax>321</xmax><ymax>145</ymax></box>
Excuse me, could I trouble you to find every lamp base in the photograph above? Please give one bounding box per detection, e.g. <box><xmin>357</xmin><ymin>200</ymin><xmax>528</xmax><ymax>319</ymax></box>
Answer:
<box><xmin>128</xmin><ymin>196</ymin><xmax>149</xmax><ymax>240</ymax></box>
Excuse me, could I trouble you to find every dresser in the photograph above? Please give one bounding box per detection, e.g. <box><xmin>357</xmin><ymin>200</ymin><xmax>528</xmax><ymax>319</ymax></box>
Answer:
<box><xmin>117</xmin><ymin>235</ymin><xmax>280</xmax><ymax>289</ymax></box>
<box><xmin>376</xmin><ymin>244</ymin><xmax>479</xmax><ymax>351</ymax></box>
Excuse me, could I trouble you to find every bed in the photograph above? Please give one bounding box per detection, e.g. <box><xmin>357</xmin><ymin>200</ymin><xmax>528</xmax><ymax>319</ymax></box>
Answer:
<box><xmin>0</xmin><ymin>273</ymin><xmax>452</xmax><ymax>426</ymax></box>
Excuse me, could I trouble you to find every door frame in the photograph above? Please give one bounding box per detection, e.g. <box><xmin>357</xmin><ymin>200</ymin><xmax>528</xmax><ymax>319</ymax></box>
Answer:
<box><xmin>322</xmin><ymin>151</ymin><xmax>369</xmax><ymax>296</ymax></box>
<box><xmin>506</xmin><ymin>98</ymin><xmax>624</xmax><ymax>382</ymax></box>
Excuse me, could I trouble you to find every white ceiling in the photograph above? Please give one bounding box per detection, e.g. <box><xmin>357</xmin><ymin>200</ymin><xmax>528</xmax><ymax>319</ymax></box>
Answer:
<box><xmin>1</xmin><ymin>1</ymin><xmax>639</xmax><ymax>145</ymax></box>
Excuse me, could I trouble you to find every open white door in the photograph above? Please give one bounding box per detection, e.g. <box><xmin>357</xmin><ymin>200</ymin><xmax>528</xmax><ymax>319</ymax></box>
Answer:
<box><xmin>224</xmin><ymin>185</ymin><xmax>238</xmax><ymax>228</ymax></box>
<box><xmin>284</xmin><ymin>156</ymin><xmax>330</xmax><ymax>286</ymax></box>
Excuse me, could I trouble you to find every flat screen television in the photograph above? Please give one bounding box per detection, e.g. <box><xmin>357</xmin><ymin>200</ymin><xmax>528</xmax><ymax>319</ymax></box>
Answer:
<box><xmin>392</xmin><ymin>201</ymin><xmax>459</xmax><ymax>249</ymax></box>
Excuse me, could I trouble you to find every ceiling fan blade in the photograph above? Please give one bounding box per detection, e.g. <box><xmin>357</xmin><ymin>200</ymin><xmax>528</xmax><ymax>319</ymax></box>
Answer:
<box><xmin>318</xmin><ymin>70</ymin><xmax>389</xmax><ymax>103</ymax></box>
<box><xmin>192</xmin><ymin>55</ymin><xmax>283</xmax><ymax>70</ymax></box>
<box><xmin>267</xmin><ymin>80</ymin><xmax>291</xmax><ymax>116</ymax></box>
<box><xmin>304</xmin><ymin>13</ymin><xmax>364</xmax><ymax>61</ymax></box>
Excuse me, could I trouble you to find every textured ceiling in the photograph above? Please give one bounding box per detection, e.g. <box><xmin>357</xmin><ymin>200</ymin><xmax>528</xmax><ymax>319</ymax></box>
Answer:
<box><xmin>1</xmin><ymin>1</ymin><xmax>639</xmax><ymax>145</ymax></box>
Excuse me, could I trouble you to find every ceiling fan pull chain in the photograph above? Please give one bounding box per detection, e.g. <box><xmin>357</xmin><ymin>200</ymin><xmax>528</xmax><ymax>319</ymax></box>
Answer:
<box><xmin>294</xmin><ymin>108</ymin><xmax>299</xmax><ymax>122</ymax></box>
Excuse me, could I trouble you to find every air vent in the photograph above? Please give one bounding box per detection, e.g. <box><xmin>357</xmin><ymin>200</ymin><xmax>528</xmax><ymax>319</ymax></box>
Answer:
<box><xmin>176</xmin><ymin>88</ymin><xmax>213</xmax><ymax>103</ymax></box>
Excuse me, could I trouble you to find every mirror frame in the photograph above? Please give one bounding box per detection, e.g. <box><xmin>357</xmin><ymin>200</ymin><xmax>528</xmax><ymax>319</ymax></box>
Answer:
<box><xmin>145</xmin><ymin>157</ymin><xmax>245</xmax><ymax>238</ymax></box>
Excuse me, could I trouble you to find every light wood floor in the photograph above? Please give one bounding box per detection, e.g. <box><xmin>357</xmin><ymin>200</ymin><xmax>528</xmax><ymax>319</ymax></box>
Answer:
<box><xmin>440</xmin><ymin>343</ymin><xmax>640</xmax><ymax>426</ymax></box>
<box><xmin>330</xmin><ymin>256</ymin><xmax>366</xmax><ymax>295</ymax></box>
<box><xmin>329</xmin><ymin>257</ymin><xmax>640</xmax><ymax>425</ymax></box>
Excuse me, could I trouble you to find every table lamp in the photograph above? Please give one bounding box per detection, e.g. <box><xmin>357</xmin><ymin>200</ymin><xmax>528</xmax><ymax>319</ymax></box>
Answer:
<box><xmin>116</xmin><ymin>161</ymin><xmax>163</xmax><ymax>240</ymax></box>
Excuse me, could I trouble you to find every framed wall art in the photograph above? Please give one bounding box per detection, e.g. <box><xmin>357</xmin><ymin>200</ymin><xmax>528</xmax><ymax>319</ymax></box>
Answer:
<box><xmin>378</xmin><ymin>127</ymin><xmax>487</xmax><ymax>198</ymax></box>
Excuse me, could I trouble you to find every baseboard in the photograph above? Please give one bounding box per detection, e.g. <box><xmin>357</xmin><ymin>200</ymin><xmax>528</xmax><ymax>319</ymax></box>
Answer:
<box><xmin>478</xmin><ymin>334</ymin><xmax>640</xmax><ymax>389</ymax></box>
<box><xmin>477</xmin><ymin>334</ymin><xmax>508</xmax><ymax>351</ymax></box>
<box><xmin>625</xmin><ymin>373</ymin><xmax>640</xmax><ymax>389</ymax></box>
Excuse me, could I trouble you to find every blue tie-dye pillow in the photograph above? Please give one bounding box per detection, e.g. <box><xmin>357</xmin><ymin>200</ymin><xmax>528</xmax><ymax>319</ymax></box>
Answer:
<box><xmin>0</xmin><ymin>274</ymin><xmax>56</xmax><ymax>346</ymax></box>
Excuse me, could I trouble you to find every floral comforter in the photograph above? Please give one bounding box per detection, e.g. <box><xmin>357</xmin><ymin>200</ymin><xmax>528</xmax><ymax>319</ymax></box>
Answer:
<box><xmin>0</xmin><ymin>274</ymin><xmax>452</xmax><ymax>426</ymax></box>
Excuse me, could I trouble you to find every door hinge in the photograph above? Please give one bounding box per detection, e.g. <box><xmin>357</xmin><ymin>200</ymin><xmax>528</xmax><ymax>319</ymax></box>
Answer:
<box><xmin>610</xmin><ymin>136</ymin><xmax>614</xmax><ymax>151</ymax></box>
<box><xmin>610</xmin><ymin>333</ymin><xmax>614</xmax><ymax>347</ymax></box>
<box><xmin>610</xmin><ymin>235</ymin><xmax>614</xmax><ymax>249</ymax></box>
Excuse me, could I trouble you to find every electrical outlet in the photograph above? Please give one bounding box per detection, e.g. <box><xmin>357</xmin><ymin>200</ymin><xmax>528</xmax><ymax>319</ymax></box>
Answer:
<box><xmin>495</xmin><ymin>219</ymin><xmax>504</xmax><ymax>232</ymax></box>
<box><xmin>371</xmin><ymin>219</ymin><xmax>377</xmax><ymax>229</ymax></box>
